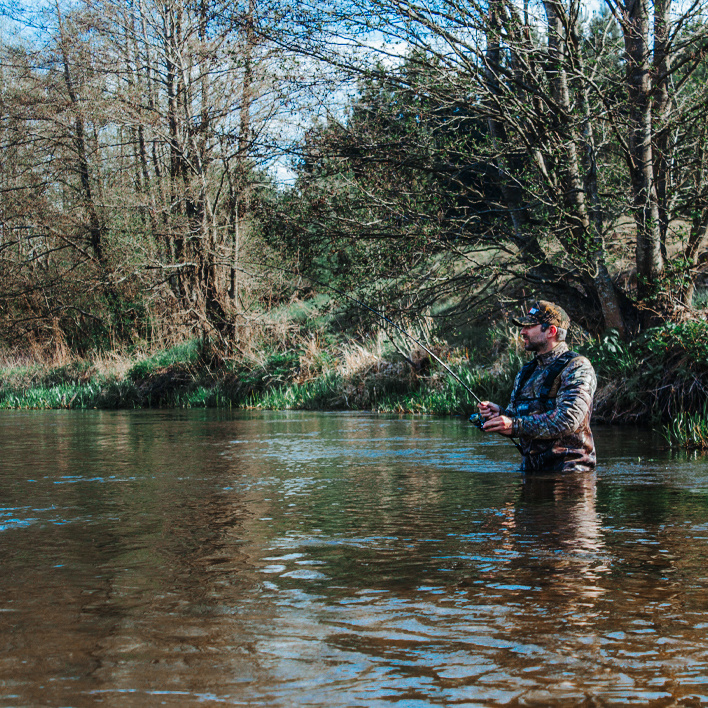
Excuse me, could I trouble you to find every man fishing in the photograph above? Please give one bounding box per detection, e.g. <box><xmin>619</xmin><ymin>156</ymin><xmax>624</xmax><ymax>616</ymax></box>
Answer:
<box><xmin>478</xmin><ymin>301</ymin><xmax>597</xmax><ymax>473</ymax></box>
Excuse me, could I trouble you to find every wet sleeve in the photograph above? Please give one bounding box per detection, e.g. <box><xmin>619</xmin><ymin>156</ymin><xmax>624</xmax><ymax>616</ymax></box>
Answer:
<box><xmin>511</xmin><ymin>358</ymin><xmax>596</xmax><ymax>439</ymax></box>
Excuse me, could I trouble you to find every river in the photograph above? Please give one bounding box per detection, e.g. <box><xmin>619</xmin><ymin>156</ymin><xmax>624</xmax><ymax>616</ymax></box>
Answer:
<box><xmin>0</xmin><ymin>409</ymin><xmax>707</xmax><ymax>706</ymax></box>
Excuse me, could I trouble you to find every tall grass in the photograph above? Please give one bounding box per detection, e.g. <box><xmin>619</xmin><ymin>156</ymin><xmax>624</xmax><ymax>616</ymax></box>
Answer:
<box><xmin>0</xmin><ymin>328</ymin><xmax>522</xmax><ymax>414</ymax></box>
<box><xmin>254</xmin><ymin>372</ymin><xmax>346</xmax><ymax>410</ymax></box>
<box><xmin>0</xmin><ymin>380</ymin><xmax>141</xmax><ymax>409</ymax></box>
<box><xmin>244</xmin><ymin>344</ymin><xmax>521</xmax><ymax>415</ymax></box>
<box><xmin>127</xmin><ymin>339</ymin><xmax>202</xmax><ymax>380</ymax></box>
<box><xmin>2</xmin><ymin>320</ymin><xmax>707</xmax><ymax>426</ymax></box>
<box><xmin>663</xmin><ymin>407</ymin><xmax>708</xmax><ymax>450</ymax></box>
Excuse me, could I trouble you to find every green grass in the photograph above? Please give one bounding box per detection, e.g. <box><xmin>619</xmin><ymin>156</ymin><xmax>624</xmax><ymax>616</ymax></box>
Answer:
<box><xmin>253</xmin><ymin>372</ymin><xmax>346</xmax><ymax>410</ymax></box>
<box><xmin>0</xmin><ymin>332</ymin><xmax>522</xmax><ymax>414</ymax></box>
<box><xmin>243</xmin><ymin>354</ymin><xmax>520</xmax><ymax>416</ymax></box>
<box><xmin>0</xmin><ymin>383</ymin><xmax>91</xmax><ymax>409</ymax></box>
<box><xmin>370</xmin><ymin>358</ymin><xmax>519</xmax><ymax>415</ymax></box>
<box><xmin>0</xmin><ymin>380</ymin><xmax>140</xmax><ymax>409</ymax></box>
<box><xmin>577</xmin><ymin>322</ymin><xmax>708</xmax><ymax>423</ymax></box>
<box><xmin>663</xmin><ymin>407</ymin><xmax>708</xmax><ymax>450</ymax></box>
<box><xmin>692</xmin><ymin>288</ymin><xmax>708</xmax><ymax>310</ymax></box>
<box><xmin>127</xmin><ymin>339</ymin><xmax>202</xmax><ymax>380</ymax></box>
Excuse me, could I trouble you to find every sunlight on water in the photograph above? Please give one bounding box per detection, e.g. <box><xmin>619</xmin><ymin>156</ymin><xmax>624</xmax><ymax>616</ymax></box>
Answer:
<box><xmin>0</xmin><ymin>410</ymin><xmax>707</xmax><ymax>706</ymax></box>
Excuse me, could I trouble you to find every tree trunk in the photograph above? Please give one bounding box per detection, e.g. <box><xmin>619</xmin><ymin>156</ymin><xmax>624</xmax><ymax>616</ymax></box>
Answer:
<box><xmin>544</xmin><ymin>0</ymin><xmax>627</xmax><ymax>334</ymax></box>
<box><xmin>56</xmin><ymin>1</ymin><xmax>104</xmax><ymax>263</ymax></box>
<box><xmin>652</xmin><ymin>0</ymin><xmax>672</xmax><ymax>261</ymax></box>
<box><xmin>621</xmin><ymin>0</ymin><xmax>664</xmax><ymax>306</ymax></box>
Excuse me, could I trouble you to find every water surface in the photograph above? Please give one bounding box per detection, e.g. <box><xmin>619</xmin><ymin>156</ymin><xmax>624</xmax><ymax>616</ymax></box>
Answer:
<box><xmin>0</xmin><ymin>410</ymin><xmax>707</xmax><ymax>706</ymax></box>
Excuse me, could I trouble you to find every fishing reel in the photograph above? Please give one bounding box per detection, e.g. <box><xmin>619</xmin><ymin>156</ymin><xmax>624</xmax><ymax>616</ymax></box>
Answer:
<box><xmin>468</xmin><ymin>413</ymin><xmax>485</xmax><ymax>430</ymax></box>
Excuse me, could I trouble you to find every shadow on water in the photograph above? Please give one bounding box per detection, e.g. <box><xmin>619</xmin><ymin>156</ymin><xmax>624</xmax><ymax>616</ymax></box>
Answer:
<box><xmin>0</xmin><ymin>410</ymin><xmax>707</xmax><ymax>706</ymax></box>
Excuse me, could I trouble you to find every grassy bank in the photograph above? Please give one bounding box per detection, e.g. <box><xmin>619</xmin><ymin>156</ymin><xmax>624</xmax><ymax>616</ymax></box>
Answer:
<box><xmin>2</xmin><ymin>320</ymin><xmax>708</xmax><ymax>449</ymax></box>
<box><xmin>0</xmin><ymin>331</ymin><xmax>520</xmax><ymax>415</ymax></box>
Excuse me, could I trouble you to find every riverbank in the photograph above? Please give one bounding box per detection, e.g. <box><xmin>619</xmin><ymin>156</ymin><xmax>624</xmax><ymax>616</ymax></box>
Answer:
<box><xmin>2</xmin><ymin>321</ymin><xmax>707</xmax><ymax>448</ymax></box>
<box><xmin>0</xmin><ymin>333</ymin><xmax>514</xmax><ymax>415</ymax></box>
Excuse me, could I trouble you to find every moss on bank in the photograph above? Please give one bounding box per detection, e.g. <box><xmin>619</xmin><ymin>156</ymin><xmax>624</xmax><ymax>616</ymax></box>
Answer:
<box><xmin>2</xmin><ymin>320</ymin><xmax>708</xmax><ymax>448</ymax></box>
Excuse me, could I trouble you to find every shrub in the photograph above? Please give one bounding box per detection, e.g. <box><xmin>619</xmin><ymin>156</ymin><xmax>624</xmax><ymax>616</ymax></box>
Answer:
<box><xmin>588</xmin><ymin>320</ymin><xmax>708</xmax><ymax>423</ymax></box>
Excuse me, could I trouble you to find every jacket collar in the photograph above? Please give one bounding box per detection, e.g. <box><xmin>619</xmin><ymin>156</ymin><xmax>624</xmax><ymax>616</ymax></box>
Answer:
<box><xmin>536</xmin><ymin>341</ymin><xmax>569</xmax><ymax>367</ymax></box>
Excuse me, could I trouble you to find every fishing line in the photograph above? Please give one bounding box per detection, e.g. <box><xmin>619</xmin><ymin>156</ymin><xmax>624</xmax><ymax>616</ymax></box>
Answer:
<box><xmin>241</xmin><ymin>261</ymin><xmax>480</xmax><ymax>402</ymax></box>
<box><xmin>239</xmin><ymin>261</ymin><xmax>522</xmax><ymax>452</ymax></box>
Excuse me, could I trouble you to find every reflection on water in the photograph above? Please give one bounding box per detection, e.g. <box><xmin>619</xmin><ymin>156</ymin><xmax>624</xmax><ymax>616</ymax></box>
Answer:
<box><xmin>1</xmin><ymin>410</ymin><xmax>708</xmax><ymax>706</ymax></box>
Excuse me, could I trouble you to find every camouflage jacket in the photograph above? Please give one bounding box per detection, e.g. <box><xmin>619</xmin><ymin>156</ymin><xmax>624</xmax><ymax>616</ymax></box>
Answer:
<box><xmin>503</xmin><ymin>342</ymin><xmax>597</xmax><ymax>473</ymax></box>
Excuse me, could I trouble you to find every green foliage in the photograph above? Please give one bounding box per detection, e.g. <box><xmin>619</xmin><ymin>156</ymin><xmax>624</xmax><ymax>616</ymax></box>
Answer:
<box><xmin>372</xmin><ymin>356</ymin><xmax>520</xmax><ymax>415</ymax></box>
<box><xmin>253</xmin><ymin>373</ymin><xmax>346</xmax><ymax>410</ymax></box>
<box><xmin>641</xmin><ymin>321</ymin><xmax>708</xmax><ymax>366</ymax></box>
<box><xmin>663</xmin><ymin>406</ymin><xmax>708</xmax><ymax>450</ymax></box>
<box><xmin>583</xmin><ymin>321</ymin><xmax>708</xmax><ymax>423</ymax></box>
<box><xmin>242</xmin><ymin>351</ymin><xmax>521</xmax><ymax>416</ymax></box>
<box><xmin>693</xmin><ymin>288</ymin><xmax>708</xmax><ymax>309</ymax></box>
<box><xmin>39</xmin><ymin>361</ymin><xmax>94</xmax><ymax>387</ymax></box>
<box><xmin>0</xmin><ymin>380</ymin><xmax>141</xmax><ymax>410</ymax></box>
<box><xmin>2</xmin><ymin>320</ymin><xmax>707</xmax><ymax>427</ymax></box>
<box><xmin>230</xmin><ymin>351</ymin><xmax>302</xmax><ymax>396</ymax></box>
<box><xmin>578</xmin><ymin>329</ymin><xmax>634</xmax><ymax>377</ymax></box>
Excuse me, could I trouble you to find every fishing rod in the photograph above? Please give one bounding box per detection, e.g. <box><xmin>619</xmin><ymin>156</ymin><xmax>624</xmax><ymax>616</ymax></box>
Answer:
<box><xmin>243</xmin><ymin>261</ymin><xmax>480</xmax><ymax>402</ymax></box>
<box><xmin>241</xmin><ymin>261</ymin><xmax>523</xmax><ymax>453</ymax></box>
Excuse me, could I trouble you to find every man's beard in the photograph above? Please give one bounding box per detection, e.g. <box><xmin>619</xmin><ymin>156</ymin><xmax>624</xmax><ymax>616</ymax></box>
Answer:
<box><xmin>524</xmin><ymin>339</ymin><xmax>543</xmax><ymax>352</ymax></box>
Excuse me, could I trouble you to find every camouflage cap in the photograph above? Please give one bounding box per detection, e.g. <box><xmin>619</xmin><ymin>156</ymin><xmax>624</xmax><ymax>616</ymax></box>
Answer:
<box><xmin>511</xmin><ymin>300</ymin><xmax>570</xmax><ymax>329</ymax></box>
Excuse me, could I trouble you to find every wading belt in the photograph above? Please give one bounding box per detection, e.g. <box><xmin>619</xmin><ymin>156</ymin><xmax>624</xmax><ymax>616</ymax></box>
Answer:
<box><xmin>513</xmin><ymin>351</ymin><xmax>580</xmax><ymax>410</ymax></box>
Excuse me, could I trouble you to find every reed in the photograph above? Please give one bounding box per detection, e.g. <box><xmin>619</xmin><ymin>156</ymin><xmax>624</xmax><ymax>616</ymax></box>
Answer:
<box><xmin>663</xmin><ymin>408</ymin><xmax>708</xmax><ymax>450</ymax></box>
<box><xmin>254</xmin><ymin>373</ymin><xmax>346</xmax><ymax>410</ymax></box>
<box><xmin>0</xmin><ymin>380</ymin><xmax>142</xmax><ymax>409</ymax></box>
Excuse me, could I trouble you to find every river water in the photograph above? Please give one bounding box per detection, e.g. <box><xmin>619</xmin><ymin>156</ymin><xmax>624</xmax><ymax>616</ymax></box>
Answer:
<box><xmin>1</xmin><ymin>410</ymin><xmax>707</xmax><ymax>706</ymax></box>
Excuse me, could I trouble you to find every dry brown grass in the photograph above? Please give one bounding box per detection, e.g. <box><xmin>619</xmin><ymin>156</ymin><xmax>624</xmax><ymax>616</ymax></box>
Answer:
<box><xmin>339</xmin><ymin>331</ymin><xmax>387</xmax><ymax>378</ymax></box>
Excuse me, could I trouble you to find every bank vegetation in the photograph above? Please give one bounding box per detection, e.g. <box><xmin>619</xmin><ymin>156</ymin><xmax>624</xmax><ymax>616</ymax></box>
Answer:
<box><xmin>2</xmin><ymin>312</ymin><xmax>708</xmax><ymax>449</ymax></box>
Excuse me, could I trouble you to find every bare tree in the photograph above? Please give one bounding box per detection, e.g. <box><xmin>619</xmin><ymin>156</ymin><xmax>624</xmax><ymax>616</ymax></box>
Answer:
<box><xmin>274</xmin><ymin>0</ymin><xmax>708</xmax><ymax>333</ymax></box>
<box><xmin>0</xmin><ymin>0</ymin><xmax>293</xmax><ymax>350</ymax></box>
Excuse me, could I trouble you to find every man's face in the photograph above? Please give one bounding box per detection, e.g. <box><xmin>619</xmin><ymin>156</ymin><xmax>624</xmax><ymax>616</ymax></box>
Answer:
<box><xmin>520</xmin><ymin>323</ymin><xmax>552</xmax><ymax>352</ymax></box>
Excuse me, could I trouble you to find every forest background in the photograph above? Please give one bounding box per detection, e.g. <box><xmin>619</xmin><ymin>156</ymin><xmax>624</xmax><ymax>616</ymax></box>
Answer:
<box><xmin>2</xmin><ymin>0</ymin><xmax>708</xmax><ymax>446</ymax></box>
